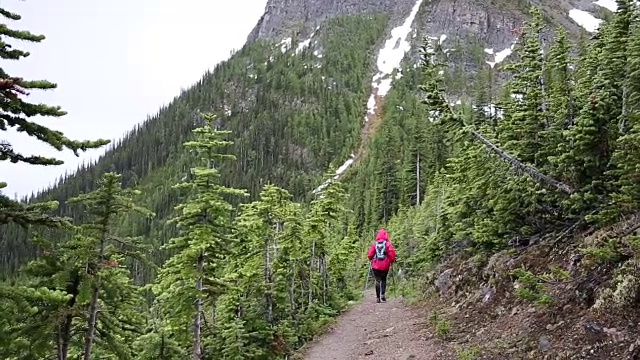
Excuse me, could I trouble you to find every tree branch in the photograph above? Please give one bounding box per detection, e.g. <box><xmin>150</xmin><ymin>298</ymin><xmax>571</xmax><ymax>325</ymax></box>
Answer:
<box><xmin>469</xmin><ymin>129</ymin><xmax>574</xmax><ymax>194</ymax></box>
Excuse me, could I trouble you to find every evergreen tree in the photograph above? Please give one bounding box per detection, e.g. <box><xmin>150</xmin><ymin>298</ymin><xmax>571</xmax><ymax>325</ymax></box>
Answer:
<box><xmin>559</xmin><ymin>35</ymin><xmax>613</xmax><ymax>214</ymax></box>
<box><xmin>601</xmin><ymin>0</ymin><xmax>632</xmax><ymax>135</ymax></box>
<box><xmin>66</xmin><ymin>172</ymin><xmax>154</xmax><ymax>360</ymax></box>
<box><xmin>607</xmin><ymin>10</ymin><xmax>640</xmax><ymax>214</ymax></box>
<box><xmin>499</xmin><ymin>7</ymin><xmax>546</xmax><ymax>166</ymax></box>
<box><xmin>304</xmin><ymin>174</ymin><xmax>348</xmax><ymax>306</ymax></box>
<box><xmin>0</xmin><ymin>172</ymin><xmax>152</xmax><ymax>360</ymax></box>
<box><xmin>133</xmin><ymin>311</ymin><xmax>186</xmax><ymax>360</ymax></box>
<box><xmin>543</xmin><ymin>28</ymin><xmax>574</xmax><ymax>178</ymax></box>
<box><xmin>151</xmin><ymin>113</ymin><xmax>248</xmax><ymax>358</ymax></box>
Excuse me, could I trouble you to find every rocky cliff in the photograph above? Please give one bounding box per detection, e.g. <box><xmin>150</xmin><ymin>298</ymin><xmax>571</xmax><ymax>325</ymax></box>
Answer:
<box><xmin>247</xmin><ymin>0</ymin><xmax>597</xmax><ymax>65</ymax></box>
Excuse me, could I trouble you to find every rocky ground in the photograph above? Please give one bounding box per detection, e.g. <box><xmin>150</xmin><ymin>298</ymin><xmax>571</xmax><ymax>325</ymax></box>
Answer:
<box><xmin>299</xmin><ymin>218</ymin><xmax>640</xmax><ymax>359</ymax></box>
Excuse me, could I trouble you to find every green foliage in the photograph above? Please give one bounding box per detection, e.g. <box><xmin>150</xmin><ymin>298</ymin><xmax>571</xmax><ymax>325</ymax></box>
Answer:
<box><xmin>354</xmin><ymin>4</ymin><xmax>640</xmax><ymax>280</ymax></box>
<box><xmin>0</xmin><ymin>6</ymin><xmax>109</xmax><ymax>166</ymax></box>
<box><xmin>457</xmin><ymin>346</ymin><xmax>481</xmax><ymax>360</ymax></box>
<box><xmin>0</xmin><ymin>4</ymin><xmax>108</xmax><ymax>239</ymax></box>
<box><xmin>0</xmin><ymin>172</ymin><xmax>152</xmax><ymax>360</ymax></box>
<box><xmin>510</xmin><ymin>267</ymin><xmax>553</xmax><ymax>306</ymax></box>
<box><xmin>580</xmin><ymin>239</ymin><xmax>623</xmax><ymax>265</ymax></box>
<box><xmin>3</xmin><ymin>2</ymin><xmax>640</xmax><ymax>358</ymax></box>
<box><xmin>150</xmin><ymin>114</ymin><xmax>248</xmax><ymax>357</ymax></box>
<box><xmin>428</xmin><ymin>310</ymin><xmax>451</xmax><ymax>339</ymax></box>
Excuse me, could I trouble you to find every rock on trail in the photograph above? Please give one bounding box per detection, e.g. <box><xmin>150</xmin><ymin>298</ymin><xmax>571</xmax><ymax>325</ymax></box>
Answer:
<box><xmin>303</xmin><ymin>290</ymin><xmax>451</xmax><ymax>360</ymax></box>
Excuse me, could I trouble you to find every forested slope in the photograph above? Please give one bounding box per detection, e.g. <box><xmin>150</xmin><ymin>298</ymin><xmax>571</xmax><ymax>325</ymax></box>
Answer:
<box><xmin>1</xmin><ymin>15</ymin><xmax>390</xmax><ymax>278</ymax></box>
<box><xmin>3</xmin><ymin>0</ymin><xmax>640</xmax><ymax>358</ymax></box>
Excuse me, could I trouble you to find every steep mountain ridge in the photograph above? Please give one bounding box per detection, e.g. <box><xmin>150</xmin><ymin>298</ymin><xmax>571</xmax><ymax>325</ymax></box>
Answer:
<box><xmin>247</xmin><ymin>0</ymin><xmax>416</xmax><ymax>41</ymax></box>
<box><xmin>248</xmin><ymin>0</ymin><xmax>594</xmax><ymax>45</ymax></box>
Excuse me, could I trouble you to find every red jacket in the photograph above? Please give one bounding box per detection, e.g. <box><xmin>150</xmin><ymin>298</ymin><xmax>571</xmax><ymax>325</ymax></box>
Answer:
<box><xmin>367</xmin><ymin>229</ymin><xmax>396</xmax><ymax>271</ymax></box>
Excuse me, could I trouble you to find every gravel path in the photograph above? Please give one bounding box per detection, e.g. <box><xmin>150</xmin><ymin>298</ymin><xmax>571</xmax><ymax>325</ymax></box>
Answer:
<box><xmin>303</xmin><ymin>290</ymin><xmax>450</xmax><ymax>360</ymax></box>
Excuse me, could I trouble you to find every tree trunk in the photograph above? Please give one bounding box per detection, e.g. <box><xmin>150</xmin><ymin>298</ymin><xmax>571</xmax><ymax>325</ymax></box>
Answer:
<box><xmin>193</xmin><ymin>252</ymin><xmax>204</xmax><ymax>360</ymax></box>
<box><xmin>58</xmin><ymin>271</ymin><xmax>80</xmax><ymax>360</ymax></box>
<box><xmin>83</xmin><ymin>285</ymin><xmax>100</xmax><ymax>359</ymax></box>
<box><xmin>322</xmin><ymin>256</ymin><xmax>328</xmax><ymax>305</ymax></box>
<box><xmin>309</xmin><ymin>241</ymin><xmax>315</xmax><ymax>305</ymax></box>
<box><xmin>416</xmin><ymin>152</ymin><xmax>421</xmax><ymax>205</ymax></box>
<box><xmin>160</xmin><ymin>335</ymin><xmax>165</xmax><ymax>359</ymax></box>
<box><xmin>83</xmin><ymin>228</ymin><xmax>108</xmax><ymax>360</ymax></box>
<box><xmin>470</xmin><ymin>129</ymin><xmax>574</xmax><ymax>194</ymax></box>
<box><xmin>265</xmin><ymin>230</ymin><xmax>274</xmax><ymax>325</ymax></box>
<box><xmin>289</xmin><ymin>262</ymin><xmax>299</xmax><ymax>331</ymax></box>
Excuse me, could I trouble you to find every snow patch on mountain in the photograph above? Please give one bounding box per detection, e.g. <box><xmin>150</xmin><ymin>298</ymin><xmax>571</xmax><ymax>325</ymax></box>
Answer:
<box><xmin>569</xmin><ymin>9</ymin><xmax>603</xmax><ymax>33</ymax></box>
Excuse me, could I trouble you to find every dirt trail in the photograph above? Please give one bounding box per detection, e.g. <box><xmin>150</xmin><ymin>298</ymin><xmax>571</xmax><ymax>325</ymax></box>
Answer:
<box><xmin>303</xmin><ymin>290</ymin><xmax>452</xmax><ymax>360</ymax></box>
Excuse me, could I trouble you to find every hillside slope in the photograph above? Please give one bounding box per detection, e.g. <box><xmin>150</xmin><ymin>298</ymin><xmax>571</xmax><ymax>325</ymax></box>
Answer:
<box><xmin>2</xmin><ymin>14</ymin><xmax>391</xmax><ymax>276</ymax></box>
<box><xmin>357</xmin><ymin>1</ymin><xmax>640</xmax><ymax>358</ymax></box>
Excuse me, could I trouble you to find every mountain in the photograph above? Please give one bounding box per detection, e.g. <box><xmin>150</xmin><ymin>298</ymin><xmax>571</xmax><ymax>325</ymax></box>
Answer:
<box><xmin>2</xmin><ymin>0</ymin><xmax>605</xmax><ymax>257</ymax></box>
<box><xmin>3</xmin><ymin>0</ymin><xmax>640</xmax><ymax>358</ymax></box>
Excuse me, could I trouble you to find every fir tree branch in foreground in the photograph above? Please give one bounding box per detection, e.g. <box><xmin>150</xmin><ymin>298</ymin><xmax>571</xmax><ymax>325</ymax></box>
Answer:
<box><xmin>0</xmin><ymin>4</ymin><xmax>111</xmax><ymax>232</ymax></box>
<box><xmin>0</xmin><ymin>5</ymin><xmax>110</xmax><ymax>168</ymax></box>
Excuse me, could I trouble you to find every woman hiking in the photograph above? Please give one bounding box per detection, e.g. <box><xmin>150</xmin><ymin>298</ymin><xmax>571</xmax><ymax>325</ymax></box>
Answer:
<box><xmin>367</xmin><ymin>228</ymin><xmax>397</xmax><ymax>303</ymax></box>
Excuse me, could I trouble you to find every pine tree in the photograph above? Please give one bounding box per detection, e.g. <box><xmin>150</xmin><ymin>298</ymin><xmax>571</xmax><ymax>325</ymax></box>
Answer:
<box><xmin>133</xmin><ymin>305</ymin><xmax>186</xmax><ymax>359</ymax></box>
<box><xmin>0</xmin><ymin>5</ymin><xmax>109</xmax><ymax>228</ymax></box>
<box><xmin>151</xmin><ymin>113</ymin><xmax>248</xmax><ymax>359</ymax></box>
<box><xmin>600</xmin><ymin>0</ymin><xmax>632</xmax><ymax>135</ymax></box>
<box><xmin>66</xmin><ymin>172</ymin><xmax>153</xmax><ymax>359</ymax></box>
<box><xmin>235</xmin><ymin>184</ymin><xmax>294</xmax><ymax>327</ymax></box>
<box><xmin>543</xmin><ymin>28</ymin><xmax>574</xmax><ymax>178</ymax></box>
<box><xmin>374</xmin><ymin>124</ymin><xmax>401</xmax><ymax>222</ymax></box>
<box><xmin>305</xmin><ymin>174</ymin><xmax>348</xmax><ymax>306</ymax></box>
<box><xmin>0</xmin><ymin>172</ymin><xmax>153</xmax><ymax>360</ymax></box>
<box><xmin>214</xmin><ymin>287</ymin><xmax>254</xmax><ymax>360</ymax></box>
<box><xmin>499</xmin><ymin>7</ymin><xmax>546</xmax><ymax>166</ymax></box>
<box><xmin>607</xmin><ymin>10</ymin><xmax>640</xmax><ymax>214</ymax></box>
<box><xmin>558</xmin><ymin>34</ymin><xmax>614</xmax><ymax>214</ymax></box>
<box><xmin>0</xmin><ymin>276</ymin><xmax>72</xmax><ymax>359</ymax></box>
<box><xmin>272</xmin><ymin>201</ymin><xmax>307</xmax><ymax>350</ymax></box>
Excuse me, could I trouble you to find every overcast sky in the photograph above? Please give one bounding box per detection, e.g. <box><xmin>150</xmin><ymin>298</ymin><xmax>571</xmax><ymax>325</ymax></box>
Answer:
<box><xmin>1</xmin><ymin>0</ymin><xmax>268</xmax><ymax>198</ymax></box>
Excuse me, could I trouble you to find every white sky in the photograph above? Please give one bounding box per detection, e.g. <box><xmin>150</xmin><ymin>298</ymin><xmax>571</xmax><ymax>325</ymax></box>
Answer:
<box><xmin>1</xmin><ymin>0</ymin><xmax>268</xmax><ymax>198</ymax></box>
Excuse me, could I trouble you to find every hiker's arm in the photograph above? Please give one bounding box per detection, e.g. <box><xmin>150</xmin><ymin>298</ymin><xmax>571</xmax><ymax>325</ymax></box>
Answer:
<box><xmin>388</xmin><ymin>243</ymin><xmax>397</xmax><ymax>263</ymax></box>
<box><xmin>367</xmin><ymin>244</ymin><xmax>375</xmax><ymax>260</ymax></box>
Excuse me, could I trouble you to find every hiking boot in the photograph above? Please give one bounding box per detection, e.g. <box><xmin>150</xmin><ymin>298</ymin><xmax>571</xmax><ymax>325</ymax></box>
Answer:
<box><xmin>376</xmin><ymin>298</ymin><xmax>381</xmax><ymax>303</ymax></box>
<box><xmin>381</xmin><ymin>296</ymin><xmax>386</xmax><ymax>302</ymax></box>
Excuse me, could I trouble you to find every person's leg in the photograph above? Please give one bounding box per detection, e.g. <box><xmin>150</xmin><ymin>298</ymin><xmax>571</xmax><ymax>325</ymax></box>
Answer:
<box><xmin>380</xmin><ymin>270</ymin><xmax>388</xmax><ymax>301</ymax></box>
<box><xmin>372</xmin><ymin>269</ymin><xmax>382</xmax><ymax>302</ymax></box>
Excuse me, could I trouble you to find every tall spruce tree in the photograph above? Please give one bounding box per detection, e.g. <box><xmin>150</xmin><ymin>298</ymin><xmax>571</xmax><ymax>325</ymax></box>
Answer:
<box><xmin>607</xmin><ymin>8</ymin><xmax>640</xmax><ymax>214</ymax></box>
<box><xmin>499</xmin><ymin>7</ymin><xmax>546</xmax><ymax>166</ymax></box>
<box><xmin>543</xmin><ymin>28</ymin><xmax>574</xmax><ymax>178</ymax></box>
<box><xmin>66</xmin><ymin>172</ymin><xmax>154</xmax><ymax>360</ymax></box>
<box><xmin>151</xmin><ymin>113</ymin><xmax>248</xmax><ymax>359</ymax></box>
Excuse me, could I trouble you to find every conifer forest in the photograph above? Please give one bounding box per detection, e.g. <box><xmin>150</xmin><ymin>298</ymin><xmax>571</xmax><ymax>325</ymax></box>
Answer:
<box><xmin>1</xmin><ymin>0</ymin><xmax>640</xmax><ymax>359</ymax></box>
